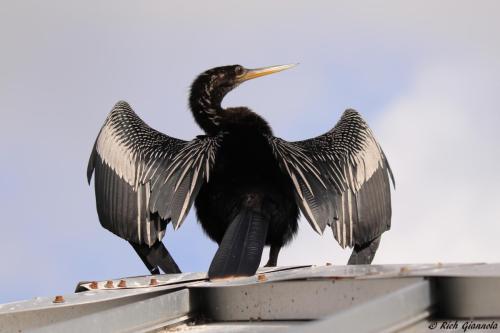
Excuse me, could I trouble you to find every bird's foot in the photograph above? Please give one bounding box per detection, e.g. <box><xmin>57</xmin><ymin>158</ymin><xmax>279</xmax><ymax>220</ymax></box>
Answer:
<box><xmin>264</xmin><ymin>260</ymin><xmax>277</xmax><ymax>268</ymax></box>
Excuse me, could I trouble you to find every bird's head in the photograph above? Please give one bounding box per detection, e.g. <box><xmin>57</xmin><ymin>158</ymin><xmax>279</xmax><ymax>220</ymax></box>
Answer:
<box><xmin>189</xmin><ymin>64</ymin><xmax>297</xmax><ymax>134</ymax></box>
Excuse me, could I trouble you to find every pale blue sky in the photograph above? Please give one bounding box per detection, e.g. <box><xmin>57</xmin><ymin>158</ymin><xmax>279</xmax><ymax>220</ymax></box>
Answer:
<box><xmin>1</xmin><ymin>1</ymin><xmax>499</xmax><ymax>303</ymax></box>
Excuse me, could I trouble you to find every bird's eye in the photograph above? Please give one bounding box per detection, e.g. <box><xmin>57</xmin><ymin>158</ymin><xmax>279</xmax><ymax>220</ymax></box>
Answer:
<box><xmin>235</xmin><ymin>66</ymin><xmax>244</xmax><ymax>76</ymax></box>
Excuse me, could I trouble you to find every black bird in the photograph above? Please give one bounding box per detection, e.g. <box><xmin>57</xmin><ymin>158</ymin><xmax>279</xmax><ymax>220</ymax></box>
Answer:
<box><xmin>87</xmin><ymin>64</ymin><xmax>394</xmax><ymax>278</ymax></box>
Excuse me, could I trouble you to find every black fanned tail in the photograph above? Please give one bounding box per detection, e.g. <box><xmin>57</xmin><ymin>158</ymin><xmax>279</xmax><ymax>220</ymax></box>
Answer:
<box><xmin>208</xmin><ymin>201</ymin><xmax>269</xmax><ymax>279</ymax></box>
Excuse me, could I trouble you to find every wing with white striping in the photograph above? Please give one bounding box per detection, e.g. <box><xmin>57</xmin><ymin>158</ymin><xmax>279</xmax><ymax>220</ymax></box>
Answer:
<box><xmin>87</xmin><ymin>101</ymin><xmax>222</xmax><ymax>246</ymax></box>
<box><xmin>266</xmin><ymin>109</ymin><xmax>394</xmax><ymax>248</ymax></box>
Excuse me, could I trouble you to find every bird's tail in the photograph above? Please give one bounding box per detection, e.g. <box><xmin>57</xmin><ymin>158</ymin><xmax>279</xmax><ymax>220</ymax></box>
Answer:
<box><xmin>130</xmin><ymin>241</ymin><xmax>181</xmax><ymax>275</ymax></box>
<box><xmin>208</xmin><ymin>194</ymin><xmax>269</xmax><ymax>279</ymax></box>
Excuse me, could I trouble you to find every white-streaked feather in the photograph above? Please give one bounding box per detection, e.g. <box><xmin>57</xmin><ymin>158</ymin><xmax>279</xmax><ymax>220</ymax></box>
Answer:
<box><xmin>266</xmin><ymin>109</ymin><xmax>393</xmax><ymax>249</ymax></box>
<box><xmin>90</xmin><ymin>102</ymin><xmax>222</xmax><ymax>245</ymax></box>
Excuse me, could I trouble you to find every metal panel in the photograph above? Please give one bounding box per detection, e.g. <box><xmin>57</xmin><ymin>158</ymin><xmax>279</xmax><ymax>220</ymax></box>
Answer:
<box><xmin>288</xmin><ymin>280</ymin><xmax>433</xmax><ymax>333</ymax></box>
<box><xmin>194</xmin><ymin>277</ymin><xmax>425</xmax><ymax>321</ymax></box>
<box><xmin>74</xmin><ymin>266</ymin><xmax>308</xmax><ymax>292</ymax></box>
<box><xmin>425</xmin><ymin>263</ymin><xmax>500</xmax><ymax>277</ymax></box>
<box><xmin>0</xmin><ymin>287</ymin><xmax>192</xmax><ymax>333</ymax></box>
<box><xmin>157</xmin><ymin>322</ymin><xmax>296</xmax><ymax>332</ymax></box>
<box><xmin>196</xmin><ymin>263</ymin><xmax>482</xmax><ymax>288</ymax></box>
<box><xmin>3</xmin><ymin>264</ymin><xmax>500</xmax><ymax>333</ymax></box>
<box><xmin>76</xmin><ymin>272</ymin><xmax>207</xmax><ymax>292</ymax></box>
<box><xmin>434</xmin><ymin>276</ymin><xmax>500</xmax><ymax>318</ymax></box>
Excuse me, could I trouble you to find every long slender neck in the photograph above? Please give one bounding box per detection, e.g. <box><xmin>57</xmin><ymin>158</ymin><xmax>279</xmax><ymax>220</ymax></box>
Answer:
<box><xmin>189</xmin><ymin>73</ymin><xmax>273</xmax><ymax>136</ymax></box>
<box><xmin>189</xmin><ymin>75</ymin><xmax>224</xmax><ymax>135</ymax></box>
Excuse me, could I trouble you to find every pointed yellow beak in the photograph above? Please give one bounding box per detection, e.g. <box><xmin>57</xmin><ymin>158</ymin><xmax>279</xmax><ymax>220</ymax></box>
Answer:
<box><xmin>237</xmin><ymin>63</ymin><xmax>298</xmax><ymax>83</ymax></box>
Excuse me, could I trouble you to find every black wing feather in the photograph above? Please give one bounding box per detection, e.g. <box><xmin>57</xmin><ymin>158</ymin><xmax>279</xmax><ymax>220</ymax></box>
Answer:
<box><xmin>87</xmin><ymin>101</ymin><xmax>221</xmax><ymax>246</ymax></box>
<box><xmin>267</xmin><ymin>109</ymin><xmax>394</xmax><ymax>248</ymax></box>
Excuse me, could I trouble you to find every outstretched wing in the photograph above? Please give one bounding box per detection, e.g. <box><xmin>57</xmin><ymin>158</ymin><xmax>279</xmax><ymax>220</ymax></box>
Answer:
<box><xmin>267</xmin><ymin>109</ymin><xmax>394</xmax><ymax>248</ymax></box>
<box><xmin>87</xmin><ymin>101</ymin><xmax>222</xmax><ymax>246</ymax></box>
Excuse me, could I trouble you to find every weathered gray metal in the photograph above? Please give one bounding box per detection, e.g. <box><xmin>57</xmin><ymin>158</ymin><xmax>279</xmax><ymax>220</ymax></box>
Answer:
<box><xmin>75</xmin><ymin>271</ymin><xmax>207</xmax><ymax>292</ymax></box>
<box><xmin>194</xmin><ymin>277</ymin><xmax>425</xmax><ymax>320</ymax></box>
<box><xmin>435</xmin><ymin>276</ymin><xmax>500</xmax><ymax>318</ymax></box>
<box><xmin>194</xmin><ymin>263</ymin><xmax>482</xmax><ymax>287</ymax></box>
<box><xmin>1</xmin><ymin>263</ymin><xmax>500</xmax><ymax>333</ymax></box>
<box><xmin>0</xmin><ymin>287</ymin><xmax>192</xmax><ymax>333</ymax></box>
<box><xmin>288</xmin><ymin>280</ymin><xmax>432</xmax><ymax>333</ymax></box>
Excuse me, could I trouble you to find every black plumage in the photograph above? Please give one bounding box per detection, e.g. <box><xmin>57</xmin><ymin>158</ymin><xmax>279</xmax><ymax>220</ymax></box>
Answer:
<box><xmin>87</xmin><ymin>64</ymin><xmax>394</xmax><ymax>278</ymax></box>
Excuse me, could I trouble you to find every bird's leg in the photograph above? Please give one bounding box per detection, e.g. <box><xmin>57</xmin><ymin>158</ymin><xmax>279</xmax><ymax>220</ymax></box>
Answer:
<box><xmin>347</xmin><ymin>236</ymin><xmax>381</xmax><ymax>265</ymax></box>
<box><xmin>130</xmin><ymin>241</ymin><xmax>181</xmax><ymax>275</ymax></box>
<box><xmin>152</xmin><ymin>241</ymin><xmax>181</xmax><ymax>274</ymax></box>
<box><xmin>264</xmin><ymin>244</ymin><xmax>282</xmax><ymax>267</ymax></box>
<box><xmin>130</xmin><ymin>241</ymin><xmax>160</xmax><ymax>274</ymax></box>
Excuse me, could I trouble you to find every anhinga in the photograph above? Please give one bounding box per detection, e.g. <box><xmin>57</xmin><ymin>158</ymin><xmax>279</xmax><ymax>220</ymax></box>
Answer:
<box><xmin>87</xmin><ymin>64</ymin><xmax>394</xmax><ymax>278</ymax></box>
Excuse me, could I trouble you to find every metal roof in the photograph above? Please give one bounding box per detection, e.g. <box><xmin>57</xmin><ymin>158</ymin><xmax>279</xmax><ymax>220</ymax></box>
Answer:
<box><xmin>1</xmin><ymin>263</ymin><xmax>500</xmax><ymax>332</ymax></box>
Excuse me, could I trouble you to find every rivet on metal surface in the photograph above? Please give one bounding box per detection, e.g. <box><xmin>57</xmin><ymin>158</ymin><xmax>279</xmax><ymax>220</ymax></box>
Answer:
<box><xmin>53</xmin><ymin>295</ymin><xmax>65</xmax><ymax>303</ymax></box>
<box><xmin>399</xmin><ymin>267</ymin><xmax>410</xmax><ymax>274</ymax></box>
<box><xmin>105</xmin><ymin>280</ymin><xmax>114</xmax><ymax>288</ymax></box>
<box><xmin>118</xmin><ymin>280</ymin><xmax>127</xmax><ymax>288</ymax></box>
<box><xmin>89</xmin><ymin>281</ymin><xmax>98</xmax><ymax>289</ymax></box>
<box><xmin>150</xmin><ymin>278</ymin><xmax>159</xmax><ymax>286</ymax></box>
<box><xmin>257</xmin><ymin>273</ymin><xmax>267</xmax><ymax>282</ymax></box>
